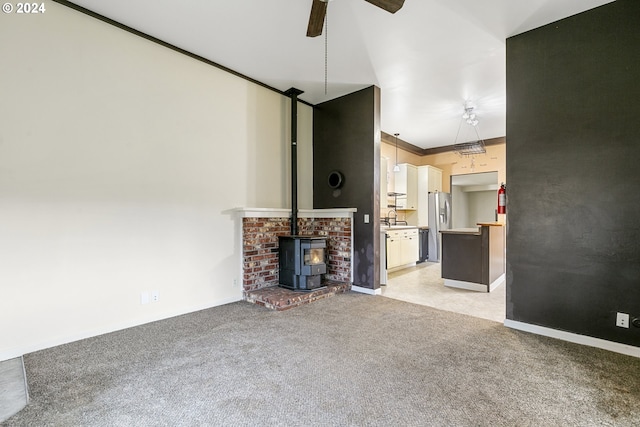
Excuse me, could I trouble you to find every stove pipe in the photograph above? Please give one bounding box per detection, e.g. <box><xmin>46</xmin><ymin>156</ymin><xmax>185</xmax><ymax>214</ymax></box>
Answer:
<box><xmin>284</xmin><ymin>88</ymin><xmax>304</xmax><ymax>236</ymax></box>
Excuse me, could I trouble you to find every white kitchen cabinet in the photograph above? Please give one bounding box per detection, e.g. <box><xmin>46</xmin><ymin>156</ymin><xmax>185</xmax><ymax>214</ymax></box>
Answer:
<box><xmin>385</xmin><ymin>228</ymin><xmax>419</xmax><ymax>270</ymax></box>
<box><xmin>417</xmin><ymin>165</ymin><xmax>443</xmax><ymax>226</ymax></box>
<box><xmin>400</xmin><ymin>229</ymin><xmax>419</xmax><ymax>264</ymax></box>
<box><xmin>427</xmin><ymin>166</ymin><xmax>443</xmax><ymax>193</ymax></box>
<box><xmin>386</xmin><ymin>233</ymin><xmax>402</xmax><ymax>269</ymax></box>
<box><xmin>394</xmin><ymin>163</ymin><xmax>417</xmax><ymax>210</ymax></box>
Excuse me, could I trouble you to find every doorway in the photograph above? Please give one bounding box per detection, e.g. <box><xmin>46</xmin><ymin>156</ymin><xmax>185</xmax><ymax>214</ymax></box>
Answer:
<box><xmin>381</xmin><ymin>170</ymin><xmax>505</xmax><ymax>323</ymax></box>
<box><xmin>451</xmin><ymin>171</ymin><xmax>499</xmax><ymax>228</ymax></box>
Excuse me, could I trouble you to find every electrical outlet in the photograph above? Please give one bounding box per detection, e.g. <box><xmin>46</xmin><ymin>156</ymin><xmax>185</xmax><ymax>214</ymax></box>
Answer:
<box><xmin>140</xmin><ymin>292</ymin><xmax>150</xmax><ymax>305</ymax></box>
<box><xmin>151</xmin><ymin>290</ymin><xmax>159</xmax><ymax>302</ymax></box>
<box><xmin>233</xmin><ymin>278</ymin><xmax>238</xmax><ymax>287</ymax></box>
<box><xmin>364</xmin><ymin>214</ymin><xmax>370</xmax><ymax>224</ymax></box>
<box><xmin>616</xmin><ymin>312</ymin><xmax>629</xmax><ymax>328</ymax></box>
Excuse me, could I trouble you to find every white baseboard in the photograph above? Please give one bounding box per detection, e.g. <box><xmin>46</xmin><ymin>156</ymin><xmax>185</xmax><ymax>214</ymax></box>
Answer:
<box><xmin>489</xmin><ymin>274</ymin><xmax>505</xmax><ymax>291</ymax></box>
<box><xmin>444</xmin><ymin>279</ymin><xmax>487</xmax><ymax>292</ymax></box>
<box><xmin>504</xmin><ymin>319</ymin><xmax>640</xmax><ymax>358</ymax></box>
<box><xmin>444</xmin><ymin>274</ymin><xmax>505</xmax><ymax>293</ymax></box>
<box><xmin>351</xmin><ymin>285</ymin><xmax>381</xmax><ymax>295</ymax></box>
<box><xmin>0</xmin><ymin>295</ymin><xmax>242</xmax><ymax>362</ymax></box>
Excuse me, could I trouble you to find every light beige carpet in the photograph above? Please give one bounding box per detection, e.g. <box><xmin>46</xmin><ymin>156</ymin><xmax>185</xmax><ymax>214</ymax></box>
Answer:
<box><xmin>5</xmin><ymin>293</ymin><xmax>640</xmax><ymax>426</ymax></box>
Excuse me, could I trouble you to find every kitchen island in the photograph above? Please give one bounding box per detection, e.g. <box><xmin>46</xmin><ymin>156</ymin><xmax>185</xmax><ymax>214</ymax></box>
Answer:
<box><xmin>440</xmin><ymin>223</ymin><xmax>505</xmax><ymax>292</ymax></box>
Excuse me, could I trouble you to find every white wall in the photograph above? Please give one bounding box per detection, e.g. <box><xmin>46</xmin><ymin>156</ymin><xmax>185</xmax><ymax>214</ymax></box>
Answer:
<box><xmin>468</xmin><ymin>191</ymin><xmax>497</xmax><ymax>224</ymax></box>
<box><xmin>0</xmin><ymin>3</ymin><xmax>313</xmax><ymax>360</ymax></box>
<box><xmin>451</xmin><ymin>186</ymin><xmax>469</xmax><ymax>229</ymax></box>
<box><xmin>451</xmin><ymin>190</ymin><xmax>496</xmax><ymax>228</ymax></box>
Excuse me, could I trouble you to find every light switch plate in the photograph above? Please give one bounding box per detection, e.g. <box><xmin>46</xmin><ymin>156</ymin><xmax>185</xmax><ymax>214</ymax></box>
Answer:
<box><xmin>364</xmin><ymin>214</ymin><xmax>370</xmax><ymax>223</ymax></box>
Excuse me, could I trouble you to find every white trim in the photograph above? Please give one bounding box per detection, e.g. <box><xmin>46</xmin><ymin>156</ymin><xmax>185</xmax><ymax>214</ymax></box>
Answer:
<box><xmin>231</xmin><ymin>207</ymin><xmax>357</xmax><ymax>218</ymax></box>
<box><xmin>489</xmin><ymin>274</ymin><xmax>505</xmax><ymax>291</ymax></box>
<box><xmin>351</xmin><ymin>285</ymin><xmax>382</xmax><ymax>295</ymax></box>
<box><xmin>504</xmin><ymin>319</ymin><xmax>640</xmax><ymax>359</ymax></box>
<box><xmin>444</xmin><ymin>274</ymin><xmax>505</xmax><ymax>293</ymax></box>
<box><xmin>444</xmin><ymin>279</ymin><xmax>487</xmax><ymax>292</ymax></box>
<box><xmin>0</xmin><ymin>295</ymin><xmax>242</xmax><ymax>362</ymax></box>
<box><xmin>299</xmin><ymin>209</ymin><xmax>356</xmax><ymax>219</ymax></box>
<box><xmin>351</xmin><ymin>228</ymin><xmax>355</xmax><ymax>283</ymax></box>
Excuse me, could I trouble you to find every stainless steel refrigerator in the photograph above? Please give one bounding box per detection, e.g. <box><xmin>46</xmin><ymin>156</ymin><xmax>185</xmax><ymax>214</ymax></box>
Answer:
<box><xmin>427</xmin><ymin>191</ymin><xmax>452</xmax><ymax>262</ymax></box>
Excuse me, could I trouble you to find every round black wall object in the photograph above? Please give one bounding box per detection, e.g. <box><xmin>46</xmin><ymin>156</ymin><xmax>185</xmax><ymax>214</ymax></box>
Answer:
<box><xmin>327</xmin><ymin>171</ymin><xmax>344</xmax><ymax>189</ymax></box>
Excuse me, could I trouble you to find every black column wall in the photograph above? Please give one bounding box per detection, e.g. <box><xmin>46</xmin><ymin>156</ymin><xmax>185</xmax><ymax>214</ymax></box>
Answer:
<box><xmin>506</xmin><ymin>0</ymin><xmax>640</xmax><ymax>347</ymax></box>
<box><xmin>313</xmin><ymin>86</ymin><xmax>381</xmax><ymax>289</ymax></box>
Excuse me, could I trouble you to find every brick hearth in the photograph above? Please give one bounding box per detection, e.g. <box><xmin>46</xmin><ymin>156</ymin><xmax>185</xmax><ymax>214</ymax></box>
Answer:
<box><xmin>237</xmin><ymin>209</ymin><xmax>354</xmax><ymax>310</ymax></box>
<box><xmin>245</xmin><ymin>281</ymin><xmax>351</xmax><ymax>311</ymax></box>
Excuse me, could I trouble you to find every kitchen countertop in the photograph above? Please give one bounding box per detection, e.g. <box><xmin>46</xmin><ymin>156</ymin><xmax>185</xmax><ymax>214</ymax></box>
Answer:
<box><xmin>441</xmin><ymin>223</ymin><xmax>505</xmax><ymax>235</ymax></box>
<box><xmin>380</xmin><ymin>225</ymin><xmax>418</xmax><ymax>231</ymax></box>
<box><xmin>440</xmin><ymin>227</ymin><xmax>481</xmax><ymax>235</ymax></box>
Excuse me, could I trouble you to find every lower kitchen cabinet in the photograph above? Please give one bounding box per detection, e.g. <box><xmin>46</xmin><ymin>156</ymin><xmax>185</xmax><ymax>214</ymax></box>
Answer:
<box><xmin>386</xmin><ymin>228</ymin><xmax>419</xmax><ymax>270</ymax></box>
<box><xmin>386</xmin><ymin>234</ymin><xmax>401</xmax><ymax>269</ymax></box>
<box><xmin>400</xmin><ymin>231</ymin><xmax>418</xmax><ymax>265</ymax></box>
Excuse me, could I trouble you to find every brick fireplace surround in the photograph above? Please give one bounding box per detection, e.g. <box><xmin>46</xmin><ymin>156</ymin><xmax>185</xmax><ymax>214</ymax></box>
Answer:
<box><xmin>234</xmin><ymin>208</ymin><xmax>355</xmax><ymax>310</ymax></box>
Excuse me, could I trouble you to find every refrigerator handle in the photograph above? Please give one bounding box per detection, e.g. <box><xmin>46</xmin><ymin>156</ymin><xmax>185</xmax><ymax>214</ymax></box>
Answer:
<box><xmin>444</xmin><ymin>199</ymin><xmax>450</xmax><ymax>225</ymax></box>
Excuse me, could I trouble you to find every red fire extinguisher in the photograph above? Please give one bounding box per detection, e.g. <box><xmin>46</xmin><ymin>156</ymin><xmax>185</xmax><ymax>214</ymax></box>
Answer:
<box><xmin>497</xmin><ymin>183</ymin><xmax>506</xmax><ymax>214</ymax></box>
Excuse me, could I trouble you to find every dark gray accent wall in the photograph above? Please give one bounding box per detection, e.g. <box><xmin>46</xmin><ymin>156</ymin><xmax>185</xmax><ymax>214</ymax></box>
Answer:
<box><xmin>506</xmin><ymin>0</ymin><xmax>640</xmax><ymax>347</ymax></box>
<box><xmin>313</xmin><ymin>86</ymin><xmax>381</xmax><ymax>289</ymax></box>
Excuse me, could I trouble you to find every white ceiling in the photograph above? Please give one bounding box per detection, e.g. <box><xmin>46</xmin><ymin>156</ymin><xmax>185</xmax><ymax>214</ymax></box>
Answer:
<box><xmin>69</xmin><ymin>0</ymin><xmax>614</xmax><ymax>149</ymax></box>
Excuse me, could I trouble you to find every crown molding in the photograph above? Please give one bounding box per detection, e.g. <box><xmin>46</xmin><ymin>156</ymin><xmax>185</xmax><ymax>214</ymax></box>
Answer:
<box><xmin>382</xmin><ymin>133</ymin><xmax>506</xmax><ymax>156</ymax></box>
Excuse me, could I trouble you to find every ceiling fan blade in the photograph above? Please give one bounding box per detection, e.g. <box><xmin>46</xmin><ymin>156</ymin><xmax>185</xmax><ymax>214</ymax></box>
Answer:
<box><xmin>307</xmin><ymin>0</ymin><xmax>327</xmax><ymax>37</ymax></box>
<box><xmin>364</xmin><ymin>0</ymin><xmax>405</xmax><ymax>14</ymax></box>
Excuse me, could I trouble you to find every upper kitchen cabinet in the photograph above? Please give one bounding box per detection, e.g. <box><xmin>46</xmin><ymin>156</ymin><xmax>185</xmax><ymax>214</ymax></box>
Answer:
<box><xmin>422</xmin><ymin>165</ymin><xmax>442</xmax><ymax>193</ymax></box>
<box><xmin>417</xmin><ymin>165</ymin><xmax>443</xmax><ymax>226</ymax></box>
<box><xmin>394</xmin><ymin>163</ymin><xmax>417</xmax><ymax>210</ymax></box>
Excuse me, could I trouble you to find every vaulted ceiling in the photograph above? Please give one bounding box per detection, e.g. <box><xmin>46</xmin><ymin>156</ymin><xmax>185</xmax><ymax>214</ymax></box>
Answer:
<box><xmin>68</xmin><ymin>0</ymin><xmax>614</xmax><ymax>149</ymax></box>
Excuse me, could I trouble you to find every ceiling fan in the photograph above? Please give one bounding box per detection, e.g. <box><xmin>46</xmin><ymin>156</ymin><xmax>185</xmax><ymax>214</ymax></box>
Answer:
<box><xmin>306</xmin><ymin>0</ymin><xmax>405</xmax><ymax>37</ymax></box>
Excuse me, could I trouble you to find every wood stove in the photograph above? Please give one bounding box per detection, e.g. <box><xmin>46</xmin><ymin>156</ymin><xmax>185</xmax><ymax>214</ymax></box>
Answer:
<box><xmin>278</xmin><ymin>88</ymin><xmax>328</xmax><ymax>291</ymax></box>
<box><xmin>278</xmin><ymin>236</ymin><xmax>327</xmax><ymax>291</ymax></box>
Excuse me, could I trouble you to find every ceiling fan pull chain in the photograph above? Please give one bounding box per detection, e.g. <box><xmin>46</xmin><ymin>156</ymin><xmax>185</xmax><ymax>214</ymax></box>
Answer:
<box><xmin>324</xmin><ymin>10</ymin><xmax>328</xmax><ymax>95</ymax></box>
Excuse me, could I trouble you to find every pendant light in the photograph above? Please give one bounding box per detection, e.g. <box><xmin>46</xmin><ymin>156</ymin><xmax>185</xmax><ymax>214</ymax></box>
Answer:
<box><xmin>453</xmin><ymin>101</ymin><xmax>486</xmax><ymax>157</ymax></box>
<box><xmin>393</xmin><ymin>133</ymin><xmax>401</xmax><ymax>172</ymax></box>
